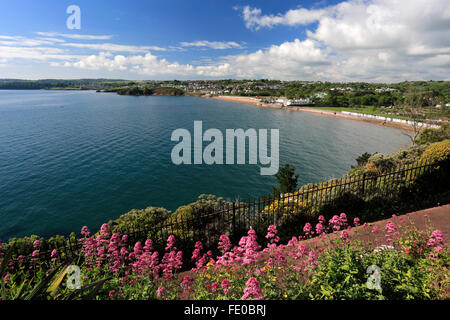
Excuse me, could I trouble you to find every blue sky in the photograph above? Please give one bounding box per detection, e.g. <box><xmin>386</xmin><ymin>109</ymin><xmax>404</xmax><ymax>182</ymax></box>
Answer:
<box><xmin>0</xmin><ymin>0</ymin><xmax>449</xmax><ymax>81</ymax></box>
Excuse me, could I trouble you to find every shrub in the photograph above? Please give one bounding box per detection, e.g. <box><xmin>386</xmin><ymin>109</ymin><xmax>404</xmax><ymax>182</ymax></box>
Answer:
<box><xmin>108</xmin><ymin>206</ymin><xmax>171</xmax><ymax>235</ymax></box>
<box><xmin>420</xmin><ymin>139</ymin><xmax>450</xmax><ymax>164</ymax></box>
<box><xmin>417</xmin><ymin>123</ymin><xmax>450</xmax><ymax>145</ymax></box>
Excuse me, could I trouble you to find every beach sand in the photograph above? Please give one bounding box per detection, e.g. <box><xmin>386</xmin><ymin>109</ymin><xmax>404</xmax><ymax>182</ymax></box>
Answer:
<box><xmin>210</xmin><ymin>95</ymin><xmax>415</xmax><ymax>132</ymax></box>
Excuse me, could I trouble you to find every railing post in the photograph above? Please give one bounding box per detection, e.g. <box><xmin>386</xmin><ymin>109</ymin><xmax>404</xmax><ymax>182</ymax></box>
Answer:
<box><xmin>361</xmin><ymin>172</ymin><xmax>366</xmax><ymax>198</ymax></box>
<box><xmin>232</xmin><ymin>202</ymin><xmax>236</xmax><ymax>241</ymax></box>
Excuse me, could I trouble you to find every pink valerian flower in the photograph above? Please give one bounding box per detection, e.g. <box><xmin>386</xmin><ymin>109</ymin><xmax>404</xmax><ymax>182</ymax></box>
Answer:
<box><xmin>133</xmin><ymin>242</ymin><xmax>143</xmax><ymax>256</ymax></box>
<box><xmin>109</xmin><ymin>290</ymin><xmax>115</xmax><ymax>298</ymax></box>
<box><xmin>339</xmin><ymin>213</ymin><xmax>348</xmax><ymax>227</ymax></box>
<box><xmin>31</xmin><ymin>249</ymin><xmax>40</xmax><ymax>261</ymax></box>
<box><xmin>315</xmin><ymin>223</ymin><xmax>324</xmax><ymax>235</ymax></box>
<box><xmin>191</xmin><ymin>241</ymin><xmax>211</xmax><ymax>269</ymax></box>
<box><xmin>222</xmin><ymin>279</ymin><xmax>231</xmax><ymax>295</ymax></box>
<box><xmin>235</xmin><ymin>229</ymin><xmax>262</xmax><ymax>266</ymax></box>
<box><xmin>371</xmin><ymin>226</ymin><xmax>379</xmax><ymax>233</ymax></box>
<box><xmin>50</xmin><ymin>249</ymin><xmax>58</xmax><ymax>262</ymax></box>
<box><xmin>33</xmin><ymin>240</ymin><xmax>41</xmax><ymax>249</ymax></box>
<box><xmin>353</xmin><ymin>217</ymin><xmax>360</xmax><ymax>227</ymax></box>
<box><xmin>265</xmin><ymin>225</ymin><xmax>279</xmax><ymax>244</ymax></box>
<box><xmin>100</xmin><ymin>223</ymin><xmax>110</xmax><ymax>238</ymax></box>
<box><xmin>161</xmin><ymin>236</ymin><xmax>183</xmax><ymax>279</ymax></box>
<box><xmin>157</xmin><ymin>286</ymin><xmax>166</xmax><ymax>299</ymax></box>
<box><xmin>165</xmin><ymin>235</ymin><xmax>176</xmax><ymax>251</ymax></box>
<box><xmin>81</xmin><ymin>226</ymin><xmax>90</xmax><ymax>237</ymax></box>
<box><xmin>181</xmin><ymin>276</ymin><xmax>194</xmax><ymax>291</ymax></box>
<box><xmin>427</xmin><ymin>230</ymin><xmax>444</xmax><ymax>248</ymax></box>
<box><xmin>120</xmin><ymin>247</ymin><xmax>128</xmax><ymax>257</ymax></box>
<box><xmin>340</xmin><ymin>230</ymin><xmax>350</xmax><ymax>242</ymax></box>
<box><xmin>305</xmin><ymin>250</ymin><xmax>319</xmax><ymax>270</ymax></box>
<box><xmin>303</xmin><ymin>223</ymin><xmax>312</xmax><ymax>236</ymax></box>
<box><xmin>241</xmin><ymin>277</ymin><xmax>264</xmax><ymax>300</ymax></box>
<box><xmin>329</xmin><ymin>215</ymin><xmax>342</xmax><ymax>231</ymax></box>
<box><xmin>215</xmin><ymin>251</ymin><xmax>236</xmax><ymax>267</ymax></box>
<box><xmin>318</xmin><ymin>215</ymin><xmax>325</xmax><ymax>224</ymax></box>
<box><xmin>144</xmin><ymin>239</ymin><xmax>153</xmax><ymax>252</ymax></box>
<box><xmin>291</xmin><ymin>244</ymin><xmax>309</xmax><ymax>260</ymax></box>
<box><xmin>385</xmin><ymin>221</ymin><xmax>397</xmax><ymax>234</ymax></box>
<box><xmin>218</xmin><ymin>235</ymin><xmax>231</xmax><ymax>254</ymax></box>
<box><xmin>211</xmin><ymin>282</ymin><xmax>219</xmax><ymax>292</ymax></box>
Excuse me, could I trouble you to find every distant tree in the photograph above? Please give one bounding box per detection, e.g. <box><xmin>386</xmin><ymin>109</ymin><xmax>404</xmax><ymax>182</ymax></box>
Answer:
<box><xmin>402</xmin><ymin>86</ymin><xmax>437</xmax><ymax>145</ymax></box>
<box><xmin>272</xmin><ymin>163</ymin><xmax>299</xmax><ymax>197</ymax></box>
<box><xmin>352</xmin><ymin>152</ymin><xmax>372</xmax><ymax>168</ymax></box>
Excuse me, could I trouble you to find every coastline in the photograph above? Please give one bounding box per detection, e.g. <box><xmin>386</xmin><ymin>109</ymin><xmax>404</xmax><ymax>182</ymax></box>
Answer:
<box><xmin>210</xmin><ymin>95</ymin><xmax>415</xmax><ymax>132</ymax></box>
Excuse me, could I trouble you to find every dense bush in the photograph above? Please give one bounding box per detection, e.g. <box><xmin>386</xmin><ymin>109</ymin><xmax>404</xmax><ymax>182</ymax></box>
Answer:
<box><xmin>420</xmin><ymin>139</ymin><xmax>450</xmax><ymax>164</ymax></box>
<box><xmin>108</xmin><ymin>206</ymin><xmax>171</xmax><ymax>235</ymax></box>
<box><xmin>417</xmin><ymin>123</ymin><xmax>450</xmax><ymax>145</ymax></box>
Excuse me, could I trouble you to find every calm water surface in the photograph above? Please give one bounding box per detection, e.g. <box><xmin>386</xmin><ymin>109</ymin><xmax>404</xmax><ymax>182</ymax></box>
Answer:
<box><xmin>0</xmin><ymin>90</ymin><xmax>410</xmax><ymax>240</ymax></box>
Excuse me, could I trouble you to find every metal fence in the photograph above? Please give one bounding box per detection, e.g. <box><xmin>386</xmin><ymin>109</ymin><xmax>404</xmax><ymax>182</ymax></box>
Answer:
<box><xmin>5</xmin><ymin>158</ymin><xmax>449</xmax><ymax>264</ymax></box>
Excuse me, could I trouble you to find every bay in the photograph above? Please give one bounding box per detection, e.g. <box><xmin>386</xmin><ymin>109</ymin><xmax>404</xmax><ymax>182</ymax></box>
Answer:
<box><xmin>0</xmin><ymin>90</ymin><xmax>410</xmax><ymax>240</ymax></box>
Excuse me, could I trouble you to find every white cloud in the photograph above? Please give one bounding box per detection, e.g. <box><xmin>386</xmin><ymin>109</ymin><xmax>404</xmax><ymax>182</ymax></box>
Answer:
<box><xmin>61</xmin><ymin>42</ymin><xmax>167</xmax><ymax>52</ymax></box>
<box><xmin>60</xmin><ymin>38</ymin><xmax>328</xmax><ymax>79</ymax></box>
<box><xmin>235</xmin><ymin>0</ymin><xmax>450</xmax><ymax>81</ymax></box>
<box><xmin>35</xmin><ymin>32</ymin><xmax>113</xmax><ymax>40</ymax></box>
<box><xmin>240</xmin><ymin>5</ymin><xmax>327</xmax><ymax>30</ymax></box>
<box><xmin>180</xmin><ymin>40</ymin><xmax>243</xmax><ymax>50</ymax></box>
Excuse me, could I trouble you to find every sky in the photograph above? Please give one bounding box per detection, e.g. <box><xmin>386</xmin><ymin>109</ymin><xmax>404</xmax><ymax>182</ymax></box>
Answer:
<box><xmin>0</xmin><ymin>0</ymin><xmax>449</xmax><ymax>82</ymax></box>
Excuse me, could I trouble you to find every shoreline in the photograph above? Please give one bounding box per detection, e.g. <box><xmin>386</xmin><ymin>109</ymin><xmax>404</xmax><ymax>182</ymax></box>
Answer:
<box><xmin>210</xmin><ymin>95</ymin><xmax>416</xmax><ymax>132</ymax></box>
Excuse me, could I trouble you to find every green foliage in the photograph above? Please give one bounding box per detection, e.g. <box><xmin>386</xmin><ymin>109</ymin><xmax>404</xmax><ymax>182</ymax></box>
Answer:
<box><xmin>417</xmin><ymin>123</ymin><xmax>450</xmax><ymax>145</ymax></box>
<box><xmin>108</xmin><ymin>206</ymin><xmax>171</xmax><ymax>234</ymax></box>
<box><xmin>420</xmin><ymin>139</ymin><xmax>450</xmax><ymax>164</ymax></box>
<box><xmin>273</xmin><ymin>163</ymin><xmax>299</xmax><ymax>196</ymax></box>
<box><xmin>353</xmin><ymin>152</ymin><xmax>372</xmax><ymax>167</ymax></box>
<box><xmin>298</xmin><ymin>244</ymin><xmax>446</xmax><ymax>300</ymax></box>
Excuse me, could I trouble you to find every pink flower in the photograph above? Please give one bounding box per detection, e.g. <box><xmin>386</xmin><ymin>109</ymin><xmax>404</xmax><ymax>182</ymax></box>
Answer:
<box><xmin>181</xmin><ymin>276</ymin><xmax>194</xmax><ymax>291</ymax></box>
<box><xmin>427</xmin><ymin>229</ymin><xmax>444</xmax><ymax>247</ymax></box>
<box><xmin>211</xmin><ymin>282</ymin><xmax>219</xmax><ymax>292</ymax></box>
<box><xmin>33</xmin><ymin>240</ymin><xmax>41</xmax><ymax>249</ymax></box>
<box><xmin>165</xmin><ymin>235</ymin><xmax>176</xmax><ymax>251</ymax></box>
<box><xmin>221</xmin><ymin>279</ymin><xmax>231</xmax><ymax>290</ymax></box>
<box><xmin>329</xmin><ymin>215</ymin><xmax>342</xmax><ymax>231</ymax></box>
<box><xmin>50</xmin><ymin>249</ymin><xmax>58</xmax><ymax>262</ymax></box>
<box><xmin>100</xmin><ymin>223</ymin><xmax>110</xmax><ymax>237</ymax></box>
<box><xmin>371</xmin><ymin>226</ymin><xmax>379</xmax><ymax>233</ymax></box>
<box><xmin>339</xmin><ymin>213</ymin><xmax>348</xmax><ymax>225</ymax></box>
<box><xmin>241</xmin><ymin>277</ymin><xmax>264</xmax><ymax>300</ymax></box>
<box><xmin>315</xmin><ymin>223</ymin><xmax>324</xmax><ymax>235</ymax></box>
<box><xmin>133</xmin><ymin>242</ymin><xmax>143</xmax><ymax>256</ymax></box>
<box><xmin>81</xmin><ymin>226</ymin><xmax>90</xmax><ymax>237</ymax></box>
<box><xmin>303</xmin><ymin>223</ymin><xmax>312</xmax><ymax>236</ymax></box>
<box><xmin>353</xmin><ymin>217</ymin><xmax>360</xmax><ymax>227</ymax></box>
<box><xmin>109</xmin><ymin>290</ymin><xmax>115</xmax><ymax>298</ymax></box>
<box><xmin>157</xmin><ymin>286</ymin><xmax>166</xmax><ymax>299</ymax></box>
<box><xmin>385</xmin><ymin>221</ymin><xmax>397</xmax><ymax>234</ymax></box>
<box><xmin>318</xmin><ymin>215</ymin><xmax>325</xmax><ymax>224</ymax></box>
<box><xmin>340</xmin><ymin>230</ymin><xmax>349</xmax><ymax>241</ymax></box>
<box><xmin>218</xmin><ymin>235</ymin><xmax>231</xmax><ymax>253</ymax></box>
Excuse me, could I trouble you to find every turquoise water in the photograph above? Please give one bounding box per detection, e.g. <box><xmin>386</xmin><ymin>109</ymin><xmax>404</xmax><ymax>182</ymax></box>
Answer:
<box><xmin>0</xmin><ymin>90</ymin><xmax>410</xmax><ymax>240</ymax></box>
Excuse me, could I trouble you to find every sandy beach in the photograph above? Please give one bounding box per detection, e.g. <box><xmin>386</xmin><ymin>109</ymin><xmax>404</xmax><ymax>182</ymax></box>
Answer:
<box><xmin>210</xmin><ymin>95</ymin><xmax>415</xmax><ymax>132</ymax></box>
